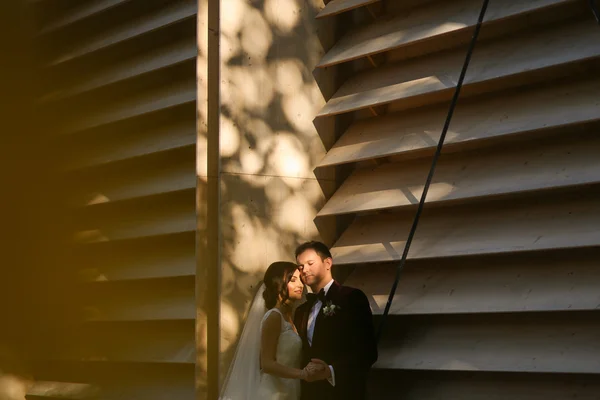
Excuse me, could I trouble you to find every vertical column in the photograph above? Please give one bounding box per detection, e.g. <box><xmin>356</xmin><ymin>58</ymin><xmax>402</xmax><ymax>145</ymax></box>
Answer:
<box><xmin>202</xmin><ymin>0</ymin><xmax>221</xmax><ymax>399</ymax></box>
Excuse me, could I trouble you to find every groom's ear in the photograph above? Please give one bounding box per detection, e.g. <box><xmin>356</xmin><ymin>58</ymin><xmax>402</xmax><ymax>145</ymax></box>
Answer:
<box><xmin>325</xmin><ymin>257</ymin><xmax>333</xmax><ymax>270</ymax></box>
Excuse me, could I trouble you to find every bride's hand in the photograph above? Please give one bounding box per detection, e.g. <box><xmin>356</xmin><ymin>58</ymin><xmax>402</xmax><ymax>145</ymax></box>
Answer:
<box><xmin>306</xmin><ymin>362</ymin><xmax>325</xmax><ymax>373</ymax></box>
<box><xmin>299</xmin><ymin>368</ymin><xmax>309</xmax><ymax>381</ymax></box>
<box><xmin>302</xmin><ymin>361</ymin><xmax>326</xmax><ymax>382</ymax></box>
<box><xmin>303</xmin><ymin>367</ymin><xmax>319</xmax><ymax>382</ymax></box>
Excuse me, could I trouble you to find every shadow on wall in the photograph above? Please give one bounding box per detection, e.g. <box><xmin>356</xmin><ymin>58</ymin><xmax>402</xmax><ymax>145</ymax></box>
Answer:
<box><xmin>197</xmin><ymin>0</ymin><xmax>337</xmax><ymax>385</ymax></box>
<box><xmin>1</xmin><ymin>2</ymin><xmax>77</xmax><ymax>398</ymax></box>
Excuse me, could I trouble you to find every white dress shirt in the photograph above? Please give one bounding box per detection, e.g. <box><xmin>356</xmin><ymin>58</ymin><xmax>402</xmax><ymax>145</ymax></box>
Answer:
<box><xmin>307</xmin><ymin>279</ymin><xmax>336</xmax><ymax>386</ymax></box>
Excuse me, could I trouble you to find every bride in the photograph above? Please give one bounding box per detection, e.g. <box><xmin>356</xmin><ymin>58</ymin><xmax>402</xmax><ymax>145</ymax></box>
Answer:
<box><xmin>220</xmin><ymin>261</ymin><xmax>321</xmax><ymax>399</ymax></box>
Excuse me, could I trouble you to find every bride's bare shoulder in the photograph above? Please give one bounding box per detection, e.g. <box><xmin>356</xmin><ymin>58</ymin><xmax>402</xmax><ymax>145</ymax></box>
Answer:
<box><xmin>262</xmin><ymin>309</ymin><xmax>283</xmax><ymax>337</ymax></box>
<box><xmin>265</xmin><ymin>308</ymin><xmax>282</xmax><ymax>317</ymax></box>
<box><xmin>263</xmin><ymin>308</ymin><xmax>283</xmax><ymax>325</ymax></box>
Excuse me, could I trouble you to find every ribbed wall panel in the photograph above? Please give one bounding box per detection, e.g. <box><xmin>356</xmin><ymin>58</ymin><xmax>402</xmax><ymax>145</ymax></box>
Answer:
<box><xmin>318</xmin><ymin>0</ymin><xmax>579</xmax><ymax>68</ymax></box>
<box><xmin>31</xmin><ymin>0</ymin><xmax>197</xmax><ymax>398</ymax></box>
<box><xmin>318</xmin><ymin>20</ymin><xmax>600</xmax><ymax>117</ymax></box>
<box><xmin>313</xmin><ymin>0</ymin><xmax>600</xmax><ymax>398</ymax></box>
<box><xmin>319</xmin><ymin>76</ymin><xmax>600</xmax><ymax>167</ymax></box>
<box><xmin>316</xmin><ymin>0</ymin><xmax>379</xmax><ymax>19</ymax></box>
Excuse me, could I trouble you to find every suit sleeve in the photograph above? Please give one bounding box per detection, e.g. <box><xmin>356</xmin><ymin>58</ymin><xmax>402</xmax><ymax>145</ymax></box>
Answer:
<box><xmin>330</xmin><ymin>289</ymin><xmax>378</xmax><ymax>386</ymax></box>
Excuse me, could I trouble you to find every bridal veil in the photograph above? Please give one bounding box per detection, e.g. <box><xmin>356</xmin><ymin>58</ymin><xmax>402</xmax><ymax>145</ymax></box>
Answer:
<box><xmin>219</xmin><ymin>283</ymin><xmax>266</xmax><ymax>400</ymax></box>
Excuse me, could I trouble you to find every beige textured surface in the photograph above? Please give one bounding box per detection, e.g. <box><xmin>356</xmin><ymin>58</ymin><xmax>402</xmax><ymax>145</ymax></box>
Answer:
<box><xmin>215</xmin><ymin>0</ymin><xmax>332</xmax><ymax>389</ymax></box>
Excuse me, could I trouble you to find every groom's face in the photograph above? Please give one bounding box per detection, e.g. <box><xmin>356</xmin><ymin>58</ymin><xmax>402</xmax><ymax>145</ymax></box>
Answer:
<box><xmin>296</xmin><ymin>249</ymin><xmax>332</xmax><ymax>288</ymax></box>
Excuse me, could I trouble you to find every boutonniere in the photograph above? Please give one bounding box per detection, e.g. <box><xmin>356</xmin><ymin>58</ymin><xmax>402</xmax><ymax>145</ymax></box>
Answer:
<box><xmin>322</xmin><ymin>301</ymin><xmax>341</xmax><ymax>317</ymax></box>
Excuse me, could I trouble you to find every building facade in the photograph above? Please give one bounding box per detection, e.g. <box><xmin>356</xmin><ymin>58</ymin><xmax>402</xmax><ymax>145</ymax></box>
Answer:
<box><xmin>2</xmin><ymin>0</ymin><xmax>600</xmax><ymax>399</ymax></box>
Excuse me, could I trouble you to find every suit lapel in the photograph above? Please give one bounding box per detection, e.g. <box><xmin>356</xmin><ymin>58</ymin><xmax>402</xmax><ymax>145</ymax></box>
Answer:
<box><xmin>300</xmin><ymin>299</ymin><xmax>313</xmax><ymax>345</ymax></box>
<box><xmin>311</xmin><ymin>281</ymin><xmax>340</xmax><ymax>347</ymax></box>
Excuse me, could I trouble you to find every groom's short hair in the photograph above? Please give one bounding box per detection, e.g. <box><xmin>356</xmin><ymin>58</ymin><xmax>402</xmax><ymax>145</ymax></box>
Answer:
<box><xmin>295</xmin><ymin>241</ymin><xmax>332</xmax><ymax>261</ymax></box>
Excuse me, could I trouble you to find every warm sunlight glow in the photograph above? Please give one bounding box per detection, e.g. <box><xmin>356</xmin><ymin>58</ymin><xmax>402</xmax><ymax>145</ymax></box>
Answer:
<box><xmin>221</xmin><ymin>301</ymin><xmax>241</xmax><ymax>352</ymax></box>
<box><xmin>86</xmin><ymin>193</ymin><xmax>110</xmax><ymax>205</ymax></box>
<box><xmin>27</xmin><ymin>381</ymin><xmax>99</xmax><ymax>399</ymax></box>
<box><xmin>220</xmin><ymin>0</ymin><xmax>247</xmax><ymax>36</ymax></box>
<box><xmin>240</xmin><ymin>9</ymin><xmax>272</xmax><ymax>60</ymax></box>
<box><xmin>79</xmin><ymin>268</ymin><xmax>109</xmax><ymax>282</ymax></box>
<box><xmin>74</xmin><ymin>229</ymin><xmax>108</xmax><ymax>243</ymax></box>
<box><xmin>269</xmin><ymin>132</ymin><xmax>309</xmax><ymax>179</ymax></box>
<box><xmin>220</xmin><ymin>116</ymin><xmax>241</xmax><ymax>157</ymax></box>
<box><xmin>425</xmin><ymin>182</ymin><xmax>455</xmax><ymax>202</ymax></box>
<box><xmin>215</xmin><ymin>0</ymin><xmax>327</xmax><ymax>378</ymax></box>
<box><xmin>0</xmin><ymin>374</ymin><xmax>29</xmax><ymax>400</ymax></box>
<box><xmin>264</xmin><ymin>0</ymin><xmax>301</xmax><ymax>34</ymax></box>
<box><xmin>239</xmin><ymin>148</ymin><xmax>264</xmax><ymax>174</ymax></box>
<box><xmin>229</xmin><ymin>65</ymin><xmax>274</xmax><ymax>112</ymax></box>
<box><xmin>273</xmin><ymin>59</ymin><xmax>305</xmax><ymax>96</ymax></box>
<box><xmin>281</xmin><ymin>90</ymin><xmax>317</xmax><ymax>132</ymax></box>
<box><xmin>220</xmin><ymin>34</ymin><xmax>241</xmax><ymax>64</ymax></box>
<box><xmin>275</xmin><ymin>194</ymin><xmax>318</xmax><ymax>237</ymax></box>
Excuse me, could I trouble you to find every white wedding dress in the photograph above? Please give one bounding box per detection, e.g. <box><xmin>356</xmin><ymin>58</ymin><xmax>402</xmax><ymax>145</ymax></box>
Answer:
<box><xmin>257</xmin><ymin>308</ymin><xmax>303</xmax><ymax>399</ymax></box>
<box><xmin>219</xmin><ymin>285</ymin><xmax>302</xmax><ymax>400</ymax></box>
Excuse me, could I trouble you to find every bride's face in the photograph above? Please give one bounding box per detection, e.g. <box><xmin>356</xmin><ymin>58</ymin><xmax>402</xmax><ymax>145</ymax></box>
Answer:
<box><xmin>286</xmin><ymin>269</ymin><xmax>304</xmax><ymax>301</ymax></box>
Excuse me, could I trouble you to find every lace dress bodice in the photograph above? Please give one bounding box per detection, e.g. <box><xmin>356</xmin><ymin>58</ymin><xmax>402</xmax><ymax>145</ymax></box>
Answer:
<box><xmin>257</xmin><ymin>308</ymin><xmax>302</xmax><ymax>399</ymax></box>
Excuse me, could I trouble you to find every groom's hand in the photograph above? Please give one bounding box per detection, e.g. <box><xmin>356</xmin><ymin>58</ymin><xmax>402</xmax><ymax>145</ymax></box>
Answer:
<box><xmin>307</xmin><ymin>359</ymin><xmax>331</xmax><ymax>381</ymax></box>
<box><xmin>303</xmin><ymin>361</ymin><xmax>325</xmax><ymax>382</ymax></box>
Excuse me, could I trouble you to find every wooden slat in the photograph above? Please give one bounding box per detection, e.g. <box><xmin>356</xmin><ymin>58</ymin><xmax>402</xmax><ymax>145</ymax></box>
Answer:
<box><xmin>38</xmin><ymin>0</ymin><xmax>130</xmax><ymax>35</ymax></box>
<box><xmin>318</xmin><ymin>76</ymin><xmax>600</xmax><ymax>167</ymax></box>
<box><xmin>316</xmin><ymin>0</ymin><xmax>379</xmax><ymax>19</ymax></box>
<box><xmin>58</xmin><ymin>321</ymin><xmax>194</xmax><ymax>364</ymax></box>
<box><xmin>74</xmin><ymin>189</ymin><xmax>195</xmax><ymax>243</ymax></box>
<box><xmin>59</xmin><ymin>80</ymin><xmax>195</xmax><ymax>135</ymax></box>
<box><xmin>27</xmin><ymin>381</ymin><xmax>100</xmax><ymax>399</ymax></box>
<box><xmin>40</xmin><ymin>38</ymin><xmax>196</xmax><ymax>103</ymax></box>
<box><xmin>31</xmin><ymin>361</ymin><xmax>194</xmax><ymax>400</ymax></box>
<box><xmin>317</xmin><ymin>0</ymin><xmax>573</xmax><ymax>68</ymax></box>
<box><xmin>376</xmin><ymin>312</ymin><xmax>600</xmax><ymax>374</ymax></box>
<box><xmin>345</xmin><ymin>250</ymin><xmax>600</xmax><ymax>315</ymax></box>
<box><xmin>369</xmin><ymin>370</ymin><xmax>600</xmax><ymax>400</ymax></box>
<box><xmin>317</xmin><ymin>21</ymin><xmax>600</xmax><ymax>117</ymax></box>
<box><xmin>332</xmin><ymin>193</ymin><xmax>600</xmax><ymax>265</ymax></box>
<box><xmin>77</xmin><ymin>232</ymin><xmax>195</xmax><ymax>282</ymax></box>
<box><xmin>81</xmin><ymin>279</ymin><xmax>194</xmax><ymax>322</ymax></box>
<box><xmin>82</xmin><ymin>290</ymin><xmax>194</xmax><ymax>321</ymax></box>
<box><xmin>32</xmin><ymin>1</ymin><xmax>198</xmax><ymax>400</ymax></box>
<box><xmin>320</xmin><ymin>133</ymin><xmax>600</xmax><ymax>216</ymax></box>
<box><xmin>62</xmin><ymin>117</ymin><xmax>196</xmax><ymax>171</ymax></box>
<box><xmin>69</xmin><ymin>146</ymin><xmax>195</xmax><ymax>206</ymax></box>
<box><xmin>47</xmin><ymin>0</ymin><xmax>196</xmax><ymax>67</ymax></box>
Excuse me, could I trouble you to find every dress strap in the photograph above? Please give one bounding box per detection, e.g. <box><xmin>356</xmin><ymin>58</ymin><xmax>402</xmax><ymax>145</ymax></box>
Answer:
<box><xmin>261</xmin><ymin>308</ymin><xmax>285</xmax><ymax>330</ymax></box>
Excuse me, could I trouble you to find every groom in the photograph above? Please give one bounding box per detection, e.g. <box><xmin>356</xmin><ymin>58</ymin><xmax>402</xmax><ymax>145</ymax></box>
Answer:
<box><xmin>294</xmin><ymin>241</ymin><xmax>377</xmax><ymax>400</ymax></box>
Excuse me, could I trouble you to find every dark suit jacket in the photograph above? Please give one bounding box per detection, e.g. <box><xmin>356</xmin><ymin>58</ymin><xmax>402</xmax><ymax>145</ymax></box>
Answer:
<box><xmin>294</xmin><ymin>281</ymin><xmax>377</xmax><ymax>400</ymax></box>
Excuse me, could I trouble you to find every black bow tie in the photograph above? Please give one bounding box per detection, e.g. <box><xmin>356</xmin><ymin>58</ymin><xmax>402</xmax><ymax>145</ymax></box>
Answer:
<box><xmin>306</xmin><ymin>288</ymin><xmax>327</xmax><ymax>303</ymax></box>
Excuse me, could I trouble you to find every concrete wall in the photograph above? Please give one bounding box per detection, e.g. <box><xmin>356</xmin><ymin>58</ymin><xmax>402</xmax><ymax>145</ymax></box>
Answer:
<box><xmin>198</xmin><ymin>0</ymin><xmax>337</xmax><ymax>395</ymax></box>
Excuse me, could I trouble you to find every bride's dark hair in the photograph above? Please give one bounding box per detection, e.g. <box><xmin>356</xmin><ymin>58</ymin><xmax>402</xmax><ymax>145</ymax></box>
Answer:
<box><xmin>262</xmin><ymin>261</ymin><xmax>299</xmax><ymax>309</ymax></box>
